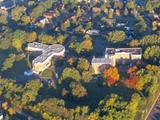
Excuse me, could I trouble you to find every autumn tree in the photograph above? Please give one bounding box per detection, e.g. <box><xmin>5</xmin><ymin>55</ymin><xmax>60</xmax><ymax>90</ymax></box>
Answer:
<box><xmin>56</xmin><ymin>35</ymin><xmax>65</xmax><ymax>44</ymax></box>
<box><xmin>27</xmin><ymin>32</ymin><xmax>37</xmax><ymax>42</ymax></box>
<box><xmin>69</xmin><ymin>82</ymin><xmax>87</xmax><ymax>98</ymax></box>
<box><xmin>21</xmin><ymin>15</ymin><xmax>31</xmax><ymax>25</ymax></box>
<box><xmin>38</xmin><ymin>34</ymin><xmax>54</xmax><ymax>44</ymax></box>
<box><xmin>124</xmin><ymin>74</ymin><xmax>138</xmax><ymax>88</ymax></box>
<box><xmin>11</xmin><ymin>6</ymin><xmax>26</xmax><ymax>21</ymax></box>
<box><xmin>77</xmin><ymin>58</ymin><xmax>90</xmax><ymax>72</ymax></box>
<box><xmin>103</xmin><ymin>66</ymin><xmax>120</xmax><ymax>86</ymax></box>
<box><xmin>127</xmin><ymin>66</ymin><xmax>138</xmax><ymax>74</ymax></box>
<box><xmin>80</xmin><ymin>35</ymin><xmax>93</xmax><ymax>52</ymax></box>
<box><xmin>61</xmin><ymin>20</ymin><xmax>70</xmax><ymax>31</ymax></box>
<box><xmin>12</xmin><ymin>30</ymin><xmax>27</xmax><ymax>51</ymax></box>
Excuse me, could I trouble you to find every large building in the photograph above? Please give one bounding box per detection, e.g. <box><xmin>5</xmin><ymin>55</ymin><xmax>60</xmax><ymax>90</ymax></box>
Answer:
<box><xmin>26</xmin><ymin>42</ymin><xmax>65</xmax><ymax>74</ymax></box>
<box><xmin>92</xmin><ymin>48</ymin><xmax>142</xmax><ymax>74</ymax></box>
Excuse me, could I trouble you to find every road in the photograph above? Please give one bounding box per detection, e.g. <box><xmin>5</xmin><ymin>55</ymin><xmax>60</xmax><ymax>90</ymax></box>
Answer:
<box><xmin>146</xmin><ymin>95</ymin><xmax>160</xmax><ymax>120</ymax></box>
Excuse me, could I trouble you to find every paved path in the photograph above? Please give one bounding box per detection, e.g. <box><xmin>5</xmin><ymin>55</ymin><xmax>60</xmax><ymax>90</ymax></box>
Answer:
<box><xmin>146</xmin><ymin>94</ymin><xmax>160</xmax><ymax>120</ymax></box>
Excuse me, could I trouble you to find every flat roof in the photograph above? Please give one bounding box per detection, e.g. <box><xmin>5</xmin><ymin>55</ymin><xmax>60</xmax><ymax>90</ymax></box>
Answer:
<box><xmin>92</xmin><ymin>58</ymin><xmax>112</xmax><ymax>64</ymax></box>
<box><xmin>28</xmin><ymin>42</ymin><xmax>65</xmax><ymax>63</ymax></box>
<box><xmin>106</xmin><ymin>48</ymin><xmax>142</xmax><ymax>55</ymax></box>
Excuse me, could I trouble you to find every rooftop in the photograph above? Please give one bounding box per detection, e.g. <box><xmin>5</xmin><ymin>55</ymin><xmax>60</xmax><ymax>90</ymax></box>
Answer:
<box><xmin>27</xmin><ymin>42</ymin><xmax>65</xmax><ymax>63</ymax></box>
<box><xmin>106</xmin><ymin>48</ymin><xmax>142</xmax><ymax>55</ymax></box>
<box><xmin>92</xmin><ymin>57</ymin><xmax>112</xmax><ymax>64</ymax></box>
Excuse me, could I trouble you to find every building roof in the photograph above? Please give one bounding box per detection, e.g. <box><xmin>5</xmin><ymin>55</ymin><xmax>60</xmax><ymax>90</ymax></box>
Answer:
<box><xmin>27</xmin><ymin>42</ymin><xmax>65</xmax><ymax>63</ymax></box>
<box><xmin>105</xmin><ymin>48</ymin><xmax>142</xmax><ymax>55</ymax></box>
<box><xmin>92</xmin><ymin>57</ymin><xmax>112</xmax><ymax>64</ymax></box>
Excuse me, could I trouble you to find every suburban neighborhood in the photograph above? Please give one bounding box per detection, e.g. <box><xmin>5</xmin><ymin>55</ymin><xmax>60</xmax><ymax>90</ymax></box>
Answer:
<box><xmin>0</xmin><ymin>0</ymin><xmax>160</xmax><ymax>120</ymax></box>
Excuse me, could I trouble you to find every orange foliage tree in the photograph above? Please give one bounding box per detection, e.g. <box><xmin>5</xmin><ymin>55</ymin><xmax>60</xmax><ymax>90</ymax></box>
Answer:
<box><xmin>124</xmin><ymin>66</ymin><xmax>139</xmax><ymax>88</ymax></box>
<box><xmin>127</xmin><ymin>66</ymin><xmax>138</xmax><ymax>74</ymax></box>
<box><xmin>124</xmin><ymin>73</ymin><xmax>138</xmax><ymax>88</ymax></box>
<box><xmin>103</xmin><ymin>66</ymin><xmax>120</xmax><ymax>86</ymax></box>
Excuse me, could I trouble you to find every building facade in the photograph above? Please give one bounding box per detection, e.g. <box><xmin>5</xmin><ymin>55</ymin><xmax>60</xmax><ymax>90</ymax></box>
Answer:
<box><xmin>92</xmin><ymin>48</ymin><xmax>142</xmax><ymax>74</ymax></box>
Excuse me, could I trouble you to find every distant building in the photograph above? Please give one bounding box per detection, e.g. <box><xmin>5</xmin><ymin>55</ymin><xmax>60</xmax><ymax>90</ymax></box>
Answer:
<box><xmin>86</xmin><ymin>30</ymin><xmax>99</xmax><ymax>35</ymax></box>
<box><xmin>26</xmin><ymin>42</ymin><xmax>65</xmax><ymax>74</ymax></box>
<box><xmin>0</xmin><ymin>0</ymin><xmax>15</xmax><ymax>11</ymax></box>
<box><xmin>92</xmin><ymin>57</ymin><xmax>113</xmax><ymax>74</ymax></box>
<box><xmin>39</xmin><ymin>18</ymin><xmax>49</xmax><ymax>25</ymax></box>
<box><xmin>43</xmin><ymin>11</ymin><xmax>56</xmax><ymax>20</ymax></box>
<box><xmin>92</xmin><ymin>48</ymin><xmax>142</xmax><ymax>74</ymax></box>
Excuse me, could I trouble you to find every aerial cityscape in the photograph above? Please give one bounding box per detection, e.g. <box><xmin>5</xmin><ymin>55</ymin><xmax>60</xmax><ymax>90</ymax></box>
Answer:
<box><xmin>0</xmin><ymin>0</ymin><xmax>160</xmax><ymax>120</ymax></box>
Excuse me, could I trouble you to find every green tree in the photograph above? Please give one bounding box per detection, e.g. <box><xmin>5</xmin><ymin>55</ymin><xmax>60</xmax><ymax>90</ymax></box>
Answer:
<box><xmin>143</xmin><ymin>46</ymin><xmax>160</xmax><ymax>60</ymax></box>
<box><xmin>61</xmin><ymin>67</ymin><xmax>81</xmax><ymax>82</ymax></box>
<box><xmin>1</xmin><ymin>54</ymin><xmax>16</xmax><ymax>71</ymax></box>
<box><xmin>22</xmin><ymin>80</ymin><xmax>42</xmax><ymax>104</ymax></box>
<box><xmin>38</xmin><ymin>34</ymin><xmax>54</xmax><ymax>44</ymax></box>
<box><xmin>0</xmin><ymin>15</ymin><xmax>7</xmax><ymax>24</ymax></box>
<box><xmin>107</xmin><ymin>30</ymin><xmax>126</xmax><ymax>43</ymax></box>
<box><xmin>77</xmin><ymin>58</ymin><xmax>90</xmax><ymax>72</ymax></box>
<box><xmin>69</xmin><ymin>82</ymin><xmax>87</xmax><ymax>98</ymax></box>
<box><xmin>11</xmin><ymin>6</ymin><xmax>26</xmax><ymax>21</ymax></box>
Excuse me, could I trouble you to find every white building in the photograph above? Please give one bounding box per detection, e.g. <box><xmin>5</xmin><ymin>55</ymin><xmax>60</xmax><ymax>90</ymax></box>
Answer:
<box><xmin>92</xmin><ymin>48</ymin><xmax>142</xmax><ymax>74</ymax></box>
<box><xmin>26</xmin><ymin>42</ymin><xmax>65</xmax><ymax>74</ymax></box>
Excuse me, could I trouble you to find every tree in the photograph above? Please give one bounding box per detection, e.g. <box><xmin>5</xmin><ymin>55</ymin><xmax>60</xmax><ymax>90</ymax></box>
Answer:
<box><xmin>56</xmin><ymin>35</ymin><xmax>65</xmax><ymax>44</ymax></box>
<box><xmin>27</xmin><ymin>32</ymin><xmax>37</xmax><ymax>42</ymax></box>
<box><xmin>127</xmin><ymin>66</ymin><xmax>138</xmax><ymax>74</ymax></box>
<box><xmin>107</xmin><ymin>30</ymin><xmax>126</xmax><ymax>43</ymax></box>
<box><xmin>108</xmin><ymin>9</ymin><xmax>113</xmax><ymax>18</ymax></box>
<box><xmin>82</xmin><ymin>71</ymin><xmax>92</xmax><ymax>83</ymax></box>
<box><xmin>1</xmin><ymin>54</ymin><xmax>16</xmax><ymax>71</ymax></box>
<box><xmin>143</xmin><ymin>46</ymin><xmax>160</xmax><ymax>60</ymax></box>
<box><xmin>103</xmin><ymin>67</ymin><xmax>120</xmax><ymax>86</ymax></box>
<box><xmin>0</xmin><ymin>15</ymin><xmax>7</xmax><ymax>24</ymax></box>
<box><xmin>38</xmin><ymin>34</ymin><xmax>54</xmax><ymax>44</ymax></box>
<box><xmin>77</xmin><ymin>58</ymin><xmax>90</xmax><ymax>72</ymax></box>
<box><xmin>30</xmin><ymin>0</ymin><xmax>54</xmax><ymax>19</ymax></box>
<box><xmin>69</xmin><ymin>82</ymin><xmax>87</xmax><ymax>98</ymax></box>
<box><xmin>12</xmin><ymin>30</ymin><xmax>27</xmax><ymax>50</ymax></box>
<box><xmin>145</xmin><ymin>0</ymin><xmax>153</xmax><ymax>11</ymax></box>
<box><xmin>12</xmin><ymin>39</ymin><xmax>23</xmax><ymax>51</ymax></box>
<box><xmin>61</xmin><ymin>20</ymin><xmax>70</xmax><ymax>31</ymax></box>
<box><xmin>127</xmin><ymin>1</ymin><xmax>136</xmax><ymax>9</ymax></box>
<box><xmin>124</xmin><ymin>74</ymin><xmax>138</xmax><ymax>88</ymax></box>
<box><xmin>11</xmin><ymin>6</ymin><xmax>26</xmax><ymax>21</ymax></box>
<box><xmin>124</xmin><ymin>8</ymin><xmax>129</xmax><ymax>16</ymax></box>
<box><xmin>21</xmin><ymin>15</ymin><xmax>31</xmax><ymax>25</ymax></box>
<box><xmin>21</xmin><ymin>80</ymin><xmax>42</xmax><ymax>104</ymax></box>
<box><xmin>81</xmin><ymin>35</ymin><xmax>93</xmax><ymax>52</ymax></box>
<box><xmin>76</xmin><ymin>6</ymin><xmax>82</xmax><ymax>17</ymax></box>
<box><xmin>134</xmin><ymin>20</ymin><xmax>147</xmax><ymax>32</ymax></box>
<box><xmin>61</xmin><ymin>67</ymin><xmax>81</xmax><ymax>82</ymax></box>
<box><xmin>0</xmin><ymin>29</ymin><xmax>12</xmax><ymax>50</ymax></box>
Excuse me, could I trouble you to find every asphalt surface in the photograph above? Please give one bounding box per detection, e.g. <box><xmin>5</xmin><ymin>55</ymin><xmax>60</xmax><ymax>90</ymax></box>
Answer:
<box><xmin>147</xmin><ymin>96</ymin><xmax>160</xmax><ymax>120</ymax></box>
